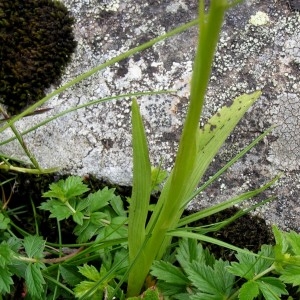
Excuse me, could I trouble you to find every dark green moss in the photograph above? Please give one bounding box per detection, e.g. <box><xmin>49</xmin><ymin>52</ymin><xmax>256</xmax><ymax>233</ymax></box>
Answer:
<box><xmin>0</xmin><ymin>0</ymin><xmax>77</xmax><ymax>115</ymax></box>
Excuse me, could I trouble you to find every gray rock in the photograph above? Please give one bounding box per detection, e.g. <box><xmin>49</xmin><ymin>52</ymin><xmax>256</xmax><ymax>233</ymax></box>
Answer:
<box><xmin>1</xmin><ymin>0</ymin><xmax>299</xmax><ymax>231</ymax></box>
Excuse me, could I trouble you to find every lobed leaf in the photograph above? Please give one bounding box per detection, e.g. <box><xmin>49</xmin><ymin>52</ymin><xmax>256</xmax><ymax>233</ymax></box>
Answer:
<box><xmin>73</xmin><ymin>210</ymin><xmax>85</xmax><ymax>225</ymax></box>
<box><xmin>0</xmin><ymin>266</ymin><xmax>13</xmax><ymax>294</ymax></box>
<box><xmin>257</xmin><ymin>277</ymin><xmax>288</xmax><ymax>300</ymax></box>
<box><xmin>279</xmin><ymin>265</ymin><xmax>300</xmax><ymax>286</ymax></box>
<box><xmin>151</xmin><ymin>260</ymin><xmax>189</xmax><ymax>285</ymax></box>
<box><xmin>86</xmin><ymin>188</ymin><xmax>116</xmax><ymax>213</ymax></box>
<box><xmin>25</xmin><ymin>263</ymin><xmax>46</xmax><ymax>298</ymax></box>
<box><xmin>0</xmin><ymin>243</ymin><xmax>12</xmax><ymax>267</ymax></box>
<box><xmin>74</xmin><ymin>219</ymin><xmax>99</xmax><ymax>243</ymax></box>
<box><xmin>74</xmin><ymin>280</ymin><xmax>103</xmax><ymax>299</ymax></box>
<box><xmin>239</xmin><ymin>281</ymin><xmax>260</xmax><ymax>300</ymax></box>
<box><xmin>23</xmin><ymin>235</ymin><xmax>45</xmax><ymax>259</ymax></box>
<box><xmin>176</xmin><ymin>238</ymin><xmax>215</xmax><ymax>270</ymax></box>
<box><xmin>43</xmin><ymin>176</ymin><xmax>89</xmax><ymax>202</ymax></box>
<box><xmin>39</xmin><ymin>199</ymin><xmax>73</xmax><ymax>220</ymax></box>
<box><xmin>186</xmin><ymin>259</ymin><xmax>235</xmax><ymax>298</ymax></box>
<box><xmin>78</xmin><ymin>264</ymin><xmax>101</xmax><ymax>282</ymax></box>
<box><xmin>227</xmin><ymin>245</ymin><xmax>274</xmax><ymax>280</ymax></box>
<box><xmin>59</xmin><ymin>264</ymin><xmax>84</xmax><ymax>286</ymax></box>
<box><xmin>286</xmin><ymin>230</ymin><xmax>300</xmax><ymax>255</ymax></box>
<box><xmin>0</xmin><ymin>213</ymin><xmax>10</xmax><ymax>230</ymax></box>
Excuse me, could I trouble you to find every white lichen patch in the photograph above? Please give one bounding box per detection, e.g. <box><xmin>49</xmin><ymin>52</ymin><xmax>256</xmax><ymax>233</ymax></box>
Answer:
<box><xmin>166</xmin><ymin>1</ymin><xmax>188</xmax><ymax>13</ymax></box>
<box><xmin>268</xmin><ymin>93</ymin><xmax>300</xmax><ymax>171</ymax></box>
<box><xmin>249</xmin><ymin>11</ymin><xmax>270</xmax><ymax>26</ymax></box>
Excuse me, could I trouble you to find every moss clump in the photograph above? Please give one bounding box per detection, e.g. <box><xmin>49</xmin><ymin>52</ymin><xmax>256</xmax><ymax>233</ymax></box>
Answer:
<box><xmin>0</xmin><ymin>0</ymin><xmax>77</xmax><ymax>115</ymax></box>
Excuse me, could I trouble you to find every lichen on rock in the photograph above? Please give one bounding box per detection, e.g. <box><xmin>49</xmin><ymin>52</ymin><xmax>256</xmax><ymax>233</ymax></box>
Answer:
<box><xmin>0</xmin><ymin>0</ymin><xmax>77</xmax><ymax>115</ymax></box>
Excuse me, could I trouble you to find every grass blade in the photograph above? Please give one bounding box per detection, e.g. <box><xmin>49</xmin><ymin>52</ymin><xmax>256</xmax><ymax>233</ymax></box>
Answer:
<box><xmin>127</xmin><ymin>98</ymin><xmax>152</xmax><ymax>296</ymax></box>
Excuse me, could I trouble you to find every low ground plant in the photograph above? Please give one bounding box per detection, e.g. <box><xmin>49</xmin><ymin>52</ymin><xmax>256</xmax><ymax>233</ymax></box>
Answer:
<box><xmin>0</xmin><ymin>0</ymin><xmax>299</xmax><ymax>299</ymax></box>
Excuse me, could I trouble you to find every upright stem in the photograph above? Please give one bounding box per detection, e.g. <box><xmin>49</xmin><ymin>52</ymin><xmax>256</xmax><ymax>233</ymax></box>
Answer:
<box><xmin>127</xmin><ymin>0</ymin><xmax>230</xmax><ymax>296</ymax></box>
<box><xmin>0</xmin><ymin>106</ymin><xmax>42</xmax><ymax>171</ymax></box>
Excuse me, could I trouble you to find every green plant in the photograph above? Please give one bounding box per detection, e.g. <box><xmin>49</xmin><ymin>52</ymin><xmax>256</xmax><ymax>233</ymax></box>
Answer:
<box><xmin>0</xmin><ymin>0</ymin><xmax>294</xmax><ymax>299</ymax></box>
<box><xmin>151</xmin><ymin>228</ymin><xmax>300</xmax><ymax>300</ymax></box>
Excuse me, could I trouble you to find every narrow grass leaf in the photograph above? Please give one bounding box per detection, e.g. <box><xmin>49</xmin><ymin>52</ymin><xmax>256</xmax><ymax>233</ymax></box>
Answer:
<box><xmin>168</xmin><ymin>230</ymin><xmax>262</xmax><ymax>257</ymax></box>
<box><xmin>182</xmin><ymin>126</ymin><xmax>275</xmax><ymax>207</ymax></box>
<box><xmin>186</xmin><ymin>91</ymin><xmax>262</xmax><ymax>205</ymax></box>
<box><xmin>127</xmin><ymin>98</ymin><xmax>152</xmax><ymax>295</ymax></box>
<box><xmin>178</xmin><ymin>175</ymin><xmax>279</xmax><ymax>227</ymax></box>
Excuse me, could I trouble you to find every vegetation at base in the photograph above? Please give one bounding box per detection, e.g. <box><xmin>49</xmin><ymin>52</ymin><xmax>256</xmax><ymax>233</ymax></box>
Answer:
<box><xmin>0</xmin><ymin>0</ymin><xmax>299</xmax><ymax>299</ymax></box>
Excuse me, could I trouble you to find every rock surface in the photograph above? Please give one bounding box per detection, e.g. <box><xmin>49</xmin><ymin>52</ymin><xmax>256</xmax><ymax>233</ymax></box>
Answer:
<box><xmin>0</xmin><ymin>0</ymin><xmax>299</xmax><ymax>231</ymax></box>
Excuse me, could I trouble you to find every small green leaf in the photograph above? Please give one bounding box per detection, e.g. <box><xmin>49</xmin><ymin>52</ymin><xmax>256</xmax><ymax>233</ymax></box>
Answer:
<box><xmin>39</xmin><ymin>199</ymin><xmax>73</xmax><ymax>220</ymax></box>
<box><xmin>74</xmin><ymin>264</ymin><xmax>112</xmax><ymax>299</ymax></box>
<box><xmin>43</xmin><ymin>176</ymin><xmax>89</xmax><ymax>202</ymax></box>
<box><xmin>143</xmin><ymin>287</ymin><xmax>161</xmax><ymax>300</ymax></box>
<box><xmin>74</xmin><ymin>220</ymin><xmax>99</xmax><ymax>243</ymax></box>
<box><xmin>90</xmin><ymin>212</ymin><xmax>109</xmax><ymax>226</ymax></box>
<box><xmin>0</xmin><ymin>243</ymin><xmax>12</xmax><ymax>267</ymax></box>
<box><xmin>187</xmin><ymin>259</ymin><xmax>235</xmax><ymax>298</ymax></box>
<box><xmin>227</xmin><ymin>251</ymin><xmax>256</xmax><ymax>280</ymax></box>
<box><xmin>87</xmin><ymin>188</ymin><xmax>116</xmax><ymax>213</ymax></box>
<box><xmin>73</xmin><ymin>210</ymin><xmax>84</xmax><ymax>225</ymax></box>
<box><xmin>272</xmin><ymin>226</ymin><xmax>289</xmax><ymax>254</ymax></box>
<box><xmin>279</xmin><ymin>265</ymin><xmax>300</xmax><ymax>286</ymax></box>
<box><xmin>238</xmin><ymin>281</ymin><xmax>259</xmax><ymax>300</ymax></box>
<box><xmin>78</xmin><ymin>264</ymin><xmax>101</xmax><ymax>281</ymax></box>
<box><xmin>0</xmin><ymin>213</ymin><xmax>10</xmax><ymax>230</ymax></box>
<box><xmin>59</xmin><ymin>264</ymin><xmax>84</xmax><ymax>286</ymax></box>
<box><xmin>74</xmin><ymin>280</ymin><xmax>103</xmax><ymax>299</ymax></box>
<box><xmin>286</xmin><ymin>230</ymin><xmax>300</xmax><ymax>255</ymax></box>
<box><xmin>151</xmin><ymin>166</ymin><xmax>167</xmax><ymax>192</ymax></box>
<box><xmin>25</xmin><ymin>263</ymin><xmax>46</xmax><ymax>298</ymax></box>
<box><xmin>257</xmin><ymin>277</ymin><xmax>288</xmax><ymax>299</ymax></box>
<box><xmin>0</xmin><ymin>266</ymin><xmax>13</xmax><ymax>294</ymax></box>
<box><xmin>7</xmin><ymin>237</ymin><xmax>22</xmax><ymax>253</ymax></box>
<box><xmin>151</xmin><ymin>260</ymin><xmax>189</xmax><ymax>285</ymax></box>
<box><xmin>23</xmin><ymin>235</ymin><xmax>45</xmax><ymax>259</ymax></box>
<box><xmin>156</xmin><ymin>280</ymin><xmax>187</xmax><ymax>297</ymax></box>
<box><xmin>110</xmin><ymin>195</ymin><xmax>127</xmax><ymax>217</ymax></box>
<box><xmin>227</xmin><ymin>245</ymin><xmax>274</xmax><ymax>280</ymax></box>
<box><xmin>176</xmin><ymin>238</ymin><xmax>215</xmax><ymax>270</ymax></box>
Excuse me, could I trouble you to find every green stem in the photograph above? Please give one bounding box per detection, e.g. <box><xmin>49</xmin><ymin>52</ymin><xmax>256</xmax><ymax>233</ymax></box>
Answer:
<box><xmin>127</xmin><ymin>1</ymin><xmax>229</xmax><ymax>296</ymax></box>
<box><xmin>0</xmin><ymin>106</ymin><xmax>42</xmax><ymax>171</ymax></box>
<box><xmin>253</xmin><ymin>264</ymin><xmax>276</xmax><ymax>281</ymax></box>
